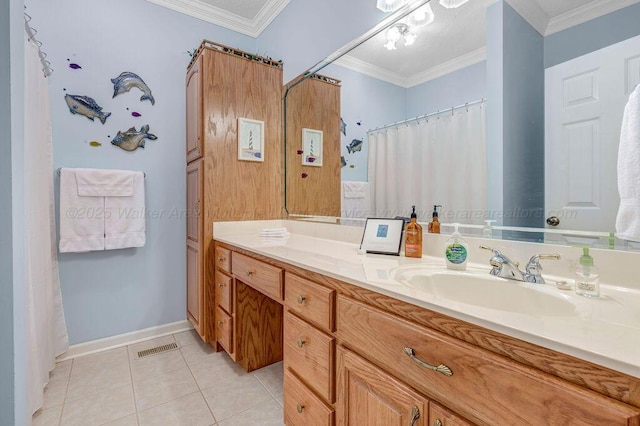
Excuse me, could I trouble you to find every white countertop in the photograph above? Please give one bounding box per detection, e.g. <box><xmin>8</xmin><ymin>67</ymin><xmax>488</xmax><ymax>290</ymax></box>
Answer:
<box><xmin>214</xmin><ymin>226</ymin><xmax>640</xmax><ymax>379</ymax></box>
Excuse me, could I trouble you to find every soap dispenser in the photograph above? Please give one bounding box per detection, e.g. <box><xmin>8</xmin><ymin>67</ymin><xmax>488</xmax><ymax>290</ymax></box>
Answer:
<box><xmin>482</xmin><ymin>220</ymin><xmax>496</xmax><ymax>238</ymax></box>
<box><xmin>404</xmin><ymin>206</ymin><xmax>423</xmax><ymax>258</ymax></box>
<box><xmin>445</xmin><ymin>223</ymin><xmax>468</xmax><ymax>270</ymax></box>
<box><xmin>574</xmin><ymin>247</ymin><xmax>599</xmax><ymax>297</ymax></box>
<box><xmin>428</xmin><ymin>205</ymin><xmax>442</xmax><ymax>234</ymax></box>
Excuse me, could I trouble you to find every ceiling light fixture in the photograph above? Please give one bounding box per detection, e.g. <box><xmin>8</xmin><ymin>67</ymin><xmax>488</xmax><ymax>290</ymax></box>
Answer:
<box><xmin>407</xmin><ymin>3</ymin><xmax>435</xmax><ymax>28</ymax></box>
<box><xmin>376</xmin><ymin>0</ymin><xmax>408</xmax><ymax>13</ymax></box>
<box><xmin>439</xmin><ymin>0</ymin><xmax>470</xmax><ymax>9</ymax></box>
<box><xmin>384</xmin><ymin>23</ymin><xmax>416</xmax><ymax>50</ymax></box>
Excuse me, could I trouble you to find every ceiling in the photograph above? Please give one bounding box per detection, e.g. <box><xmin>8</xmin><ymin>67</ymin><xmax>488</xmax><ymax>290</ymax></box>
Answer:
<box><xmin>145</xmin><ymin>0</ymin><xmax>640</xmax><ymax>85</ymax></box>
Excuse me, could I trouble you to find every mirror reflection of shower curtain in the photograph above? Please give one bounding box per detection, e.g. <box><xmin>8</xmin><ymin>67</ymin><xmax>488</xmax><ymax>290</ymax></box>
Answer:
<box><xmin>368</xmin><ymin>103</ymin><xmax>487</xmax><ymax>223</ymax></box>
<box><xmin>25</xmin><ymin>33</ymin><xmax>69</xmax><ymax>416</ymax></box>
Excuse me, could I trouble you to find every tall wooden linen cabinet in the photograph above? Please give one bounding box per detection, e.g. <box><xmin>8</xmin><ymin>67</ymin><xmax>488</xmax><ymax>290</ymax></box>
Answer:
<box><xmin>185</xmin><ymin>40</ymin><xmax>284</xmax><ymax>342</ymax></box>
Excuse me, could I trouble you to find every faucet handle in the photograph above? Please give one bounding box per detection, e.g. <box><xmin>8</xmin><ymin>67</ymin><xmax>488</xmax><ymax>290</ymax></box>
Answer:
<box><xmin>525</xmin><ymin>253</ymin><xmax>561</xmax><ymax>283</ymax></box>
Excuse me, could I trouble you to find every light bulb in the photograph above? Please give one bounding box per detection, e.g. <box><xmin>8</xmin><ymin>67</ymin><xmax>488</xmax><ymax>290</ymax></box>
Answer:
<box><xmin>384</xmin><ymin>40</ymin><xmax>397</xmax><ymax>50</ymax></box>
<box><xmin>408</xmin><ymin>4</ymin><xmax>435</xmax><ymax>27</ymax></box>
<box><xmin>386</xmin><ymin>26</ymin><xmax>401</xmax><ymax>42</ymax></box>
<box><xmin>439</xmin><ymin>0</ymin><xmax>470</xmax><ymax>9</ymax></box>
<box><xmin>376</xmin><ymin>0</ymin><xmax>408</xmax><ymax>12</ymax></box>
<box><xmin>404</xmin><ymin>32</ymin><xmax>416</xmax><ymax>46</ymax></box>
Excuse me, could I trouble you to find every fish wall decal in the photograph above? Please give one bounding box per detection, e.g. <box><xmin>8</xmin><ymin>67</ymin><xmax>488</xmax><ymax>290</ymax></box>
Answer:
<box><xmin>346</xmin><ymin>138</ymin><xmax>363</xmax><ymax>154</ymax></box>
<box><xmin>64</xmin><ymin>94</ymin><xmax>111</xmax><ymax>124</ymax></box>
<box><xmin>111</xmin><ymin>124</ymin><xmax>157</xmax><ymax>152</ymax></box>
<box><xmin>111</xmin><ymin>71</ymin><xmax>155</xmax><ymax>105</ymax></box>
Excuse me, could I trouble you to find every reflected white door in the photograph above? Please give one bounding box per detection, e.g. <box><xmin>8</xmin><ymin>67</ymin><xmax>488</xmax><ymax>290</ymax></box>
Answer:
<box><xmin>545</xmin><ymin>34</ymin><xmax>640</xmax><ymax>234</ymax></box>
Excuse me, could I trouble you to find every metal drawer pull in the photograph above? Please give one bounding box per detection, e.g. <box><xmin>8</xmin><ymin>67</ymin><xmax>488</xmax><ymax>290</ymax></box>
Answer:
<box><xmin>296</xmin><ymin>403</ymin><xmax>304</xmax><ymax>413</ymax></box>
<box><xmin>296</xmin><ymin>295</ymin><xmax>306</xmax><ymax>304</ymax></box>
<box><xmin>296</xmin><ymin>338</ymin><xmax>306</xmax><ymax>348</ymax></box>
<box><xmin>247</xmin><ymin>270</ymin><xmax>255</xmax><ymax>276</ymax></box>
<box><xmin>403</xmin><ymin>347</ymin><xmax>453</xmax><ymax>377</ymax></box>
<box><xmin>410</xmin><ymin>406</ymin><xmax>420</xmax><ymax>426</ymax></box>
<box><xmin>434</xmin><ymin>420</ymin><xmax>443</xmax><ymax>426</ymax></box>
<box><xmin>218</xmin><ymin>283</ymin><xmax>225</xmax><ymax>287</ymax></box>
<box><xmin>217</xmin><ymin>321</ymin><xmax>223</xmax><ymax>326</ymax></box>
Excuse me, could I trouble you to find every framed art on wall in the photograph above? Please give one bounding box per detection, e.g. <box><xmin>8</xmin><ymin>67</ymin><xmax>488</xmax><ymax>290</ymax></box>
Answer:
<box><xmin>238</xmin><ymin>117</ymin><xmax>265</xmax><ymax>162</ymax></box>
<box><xmin>302</xmin><ymin>128</ymin><xmax>323</xmax><ymax>166</ymax></box>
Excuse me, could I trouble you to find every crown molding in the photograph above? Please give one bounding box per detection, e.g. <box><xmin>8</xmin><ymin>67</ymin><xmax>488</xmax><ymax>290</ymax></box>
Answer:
<box><xmin>142</xmin><ymin>0</ymin><xmax>290</xmax><ymax>38</ymax></box>
<box><xmin>406</xmin><ymin>46</ymin><xmax>487</xmax><ymax>87</ymax></box>
<box><xmin>504</xmin><ymin>0</ymin><xmax>549</xmax><ymax>35</ymax></box>
<box><xmin>545</xmin><ymin>0</ymin><xmax>640</xmax><ymax>36</ymax></box>
<box><xmin>335</xmin><ymin>46</ymin><xmax>487</xmax><ymax>88</ymax></box>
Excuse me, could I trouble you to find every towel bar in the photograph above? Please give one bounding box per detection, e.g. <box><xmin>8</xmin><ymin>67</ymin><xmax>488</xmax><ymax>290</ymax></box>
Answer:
<box><xmin>56</xmin><ymin>168</ymin><xmax>146</xmax><ymax>177</ymax></box>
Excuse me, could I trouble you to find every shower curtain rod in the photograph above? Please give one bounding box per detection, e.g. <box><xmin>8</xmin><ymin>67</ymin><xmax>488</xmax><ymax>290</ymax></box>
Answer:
<box><xmin>56</xmin><ymin>168</ymin><xmax>146</xmax><ymax>178</ymax></box>
<box><xmin>368</xmin><ymin>97</ymin><xmax>486</xmax><ymax>133</ymax></box>
<box><xmin>24</xmin><ymin>10</ymin><xmax>53</xmax><ymax>77</ymax></box>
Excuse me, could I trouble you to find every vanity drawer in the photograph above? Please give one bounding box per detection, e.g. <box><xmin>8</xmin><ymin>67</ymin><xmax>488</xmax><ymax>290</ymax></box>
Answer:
<box><xmin>215</xmin><ymin>246</ymin><xmax>231</xmax><ymax>274</ymax></box>
<box><xmin>215</xmin><ymin>271</ymin><xmax>232</xmax><ymax>314</ymax></box>
<box><xmin>337</xmin><ymin>296</ymin><xmax>640</xmax><ymax>426</ymax></box>
<box><xmin>284</xmin><ymin>369</ymin><xmax>335</xmax><ymax>426</ymax></box>
<box><xmin>285</xmin><ymin>273</ymin><xmax>335</xmax><ymax>332</ymax></box>
<box><xmin>284</xmin><ymin>312</ymin><xmax>335</xmax><ymax>403</ymax></box>
<box><xmin>232</xmin><ymin>252</ymin><xmax>283</xmax><ymax>301</ymax></box>
<box><xmin>429</xmin><ymin>401</ymin><xmax>473</xmax><ymax>426</ymax></box>
<box><xmin>215</xmin><ymin>306</ymin><xmax>233</xmax><ymax>354</ymax></box>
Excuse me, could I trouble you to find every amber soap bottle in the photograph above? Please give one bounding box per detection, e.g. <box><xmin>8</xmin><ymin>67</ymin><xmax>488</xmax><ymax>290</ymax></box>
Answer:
<box><xmin>428</xmin><ymin>205</ymin><xmax>441</xmax><ymax>234</ymax></box>
<box><xmin>405</xmin><ymin>206</ymin><xmax>423</xmax><ymax>258</ymax></box>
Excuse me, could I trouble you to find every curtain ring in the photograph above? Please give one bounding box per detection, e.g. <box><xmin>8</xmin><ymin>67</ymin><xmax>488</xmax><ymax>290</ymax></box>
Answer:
<box><xmin>465</xmin><ymin>102</ymin><xmax>469</xmax><ymax>112</ymax></box>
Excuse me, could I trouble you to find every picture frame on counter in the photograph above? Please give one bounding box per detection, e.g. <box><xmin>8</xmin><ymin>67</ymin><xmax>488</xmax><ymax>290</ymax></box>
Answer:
<box><xmin>360</xmin><ymin>218</ymin><xmax>404</xmax><ymax>256</ymax></box>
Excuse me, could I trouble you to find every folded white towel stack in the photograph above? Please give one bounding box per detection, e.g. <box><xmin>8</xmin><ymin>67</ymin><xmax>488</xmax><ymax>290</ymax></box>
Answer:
<box><xmin>59</xmin><ymin>168</ymin><xmax>146</xmax><ymax>253</ymax></box>
<box><xmin>616</xmin><ymin>84</ymin><xmax>640</xmax><ymax>242</ymax></box>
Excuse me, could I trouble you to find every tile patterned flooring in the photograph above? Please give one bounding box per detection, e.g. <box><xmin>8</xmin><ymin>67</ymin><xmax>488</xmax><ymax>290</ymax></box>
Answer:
<box><xmin>32</xmin><ymin>331</ymin><xmax>284</xmax><ymax>426</ymax></box>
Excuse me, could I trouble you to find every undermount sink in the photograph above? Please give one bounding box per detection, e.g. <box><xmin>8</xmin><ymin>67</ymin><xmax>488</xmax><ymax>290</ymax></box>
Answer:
<box><xmin>392</xmin><ymin>264</ymin><xmax>578</xmax><ymax>317</ymax></box>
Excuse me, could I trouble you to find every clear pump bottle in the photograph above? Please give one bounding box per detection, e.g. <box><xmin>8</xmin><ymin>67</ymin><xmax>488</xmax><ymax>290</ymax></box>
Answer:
<box><xmin>575</xmin><ymin>247</ymin><xmax>599</xmax><ymax>298</ymax></box>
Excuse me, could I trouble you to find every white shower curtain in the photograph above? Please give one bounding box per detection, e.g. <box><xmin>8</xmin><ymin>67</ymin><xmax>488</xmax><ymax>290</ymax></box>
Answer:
<box><xmin>24</xmin><ymin>33</ymin><xmax>69</xmax><ymax>416</ymax></box>
<box><xmin>368</xmin><ymin>103</ymin><xmax>487</xmax><ymax>223</ymax></box>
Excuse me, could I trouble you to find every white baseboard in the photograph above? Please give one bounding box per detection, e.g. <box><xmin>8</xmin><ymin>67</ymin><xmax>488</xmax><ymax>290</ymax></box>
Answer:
<box><xmin>56</xmin><ymin>320</ymin><xmax>193</xmax><ymax>361</ymax></box>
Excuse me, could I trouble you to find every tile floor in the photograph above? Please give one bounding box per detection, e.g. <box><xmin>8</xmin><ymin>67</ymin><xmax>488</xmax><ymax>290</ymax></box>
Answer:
<box><xmin>32</xmin><ymin>330</ymin><xmax>284</xmax><ymax>426</ymax></box>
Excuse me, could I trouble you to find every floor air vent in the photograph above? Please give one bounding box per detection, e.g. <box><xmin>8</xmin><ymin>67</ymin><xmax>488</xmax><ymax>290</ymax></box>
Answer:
<box><xmin>137</xmin><ymin>342</ymin><xmax>179</xmax><ymax>358</ymax></box>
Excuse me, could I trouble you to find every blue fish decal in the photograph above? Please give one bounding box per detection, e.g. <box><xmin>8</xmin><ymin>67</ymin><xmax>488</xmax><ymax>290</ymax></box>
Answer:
<box><xmin>131</xmin><ymin>111</ymin><xmax>141</xmax><ymax>117</ymax></box>
<box><xmin>69</xmin><ymin>63</ymin><xmax>82</xmax><ymax>70</ymax></box>
<box><xmin>111</xmin><ymin>72</ymin><xmax>155</xmax><ymax>105</ymax></box>
<box><xmin>111</xmin><ymin>124</ymin><xmax>157</xmax><ymax>152</ymax></box>
<box><xmin>346</xmin><ymin>138</ymin><xmax>363</xmax><ymax>154</ymax></box>
<box><xmin>64</xmin><ymin>94</ymin><xmax>111</xmax><ymax>124</ymax></box>
<box><xmin>340</xmin><ymin>118</ymin><xmax>346</xmax><ymax>136</ymax></box>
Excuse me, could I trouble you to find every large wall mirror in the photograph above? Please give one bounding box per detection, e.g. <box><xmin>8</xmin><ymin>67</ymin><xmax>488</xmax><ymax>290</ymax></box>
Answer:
<box><xmin>284</xmin><ymin>0</ymin><xmax>640</xmax><ymax>251</ymax></box>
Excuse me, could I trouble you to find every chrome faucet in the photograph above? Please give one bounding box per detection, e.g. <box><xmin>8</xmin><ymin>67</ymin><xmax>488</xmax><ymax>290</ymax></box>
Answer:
<box><xmin>480</xmin><ymin>246</ymin><xmax>560</xmax><ymax>284</ymax></box>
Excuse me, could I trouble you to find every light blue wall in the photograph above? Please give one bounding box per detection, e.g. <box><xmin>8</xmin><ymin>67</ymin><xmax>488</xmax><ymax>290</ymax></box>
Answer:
<box><xmin>545</xmin><ymin>3</ymin><xmax>640</xmax><ymax>68</ymax></box>
<box><xmin>322</xmin><ymin>63</ymin><xmax>407</xmax><ymax>182</ymax></box>
<box><xmin>487</xmin><ymin>1</ymin><xmax>544</xmax><ymax>235</ymax></box>
<box><xmin>502</xmin><ymin>1</ymin><xmax>544</xmax><ymax>232</ymax></box>
<box><xmin>258</xmin><ymin>0</ymin><xmax>386</xmax><ymax>83</ymax></box>
<box><xmin>28</xmin><ymin>0</ymin><xmax>256</xmax><ymax>345</ymax></box>
<box><xmin>406</xmin><ymin>61</ymin><xmax>487</xmax><ymax>118</ymax></box>
<box><xmin>2</xmin><ymin>0</ymin><xmax>27</xmax><ymax>423</ymax></box>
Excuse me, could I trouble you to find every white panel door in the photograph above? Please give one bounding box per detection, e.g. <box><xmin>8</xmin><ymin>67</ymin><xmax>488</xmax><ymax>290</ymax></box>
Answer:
<box><xmin>545</xmin><ymin>34</ymin><xmax>640</xmax><ymax>233</ymax></box>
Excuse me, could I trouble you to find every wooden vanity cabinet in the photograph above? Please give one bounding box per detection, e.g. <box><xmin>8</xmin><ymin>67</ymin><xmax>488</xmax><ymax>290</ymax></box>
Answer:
<box><xmin>184</xmin><ymin>39</ymin><xmax>284</xmax><ymax>343</ymax></box>
<box><xmin>213</xmin><ymin>242</ymin><xmax>640</xmax><ymax>426</ymax></box>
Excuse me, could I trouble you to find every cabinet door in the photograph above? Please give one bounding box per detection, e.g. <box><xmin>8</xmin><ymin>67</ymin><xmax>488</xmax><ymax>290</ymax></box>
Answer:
<box><xmin>186</xmin><ymin>159</ymin><xmax>204</xmax><ymax>338</ymax></box>
<box><xmin>336</xmin><ymin>347</ymin><xmax>426</xmax><ymax>426</ymax></box>
<box><xmin>186</xmin><ymin>54</ymin><xmax>203</xmax><ymax>162</ymax></box>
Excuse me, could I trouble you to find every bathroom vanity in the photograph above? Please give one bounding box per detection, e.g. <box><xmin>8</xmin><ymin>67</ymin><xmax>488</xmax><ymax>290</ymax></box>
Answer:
<box><xmin>211</xmin><ymin>220</ymin><xmax>640</xmax><ymax>426</ymax></box>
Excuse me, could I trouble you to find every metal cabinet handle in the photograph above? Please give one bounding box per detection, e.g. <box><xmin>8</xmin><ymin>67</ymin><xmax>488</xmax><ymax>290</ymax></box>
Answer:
<box><xmin>218</xmin><ymin>283</ymin><xmax>225</xmax><ymax>287</ymax></box>
<box><xmin>296</xmin><ymin>295</ymin><xmax>306</xmax><ymax>304</ymax></box>
<box><xmin>217</xmin><ymin>321</ymin><xmax>223</xmax><ymax>326</ymax></box>
<box><xmin>217</xmin><ymin>257</ymin><xmax>225</xmax><ymax>263</ymax></box>
<box><xmin>403</xmin><ymin>347</ymin><xmax>453</xmax><ymax>377</ymax></box>
<box><xmin>410</xmin><ymin>406</ymin><xmax>420</xmax><ymax>426</ymax></box>
<box><xmin>247</xmin><ymin>270</ymin><xmax>255</xmax><ymax>276</ymax></box>
<box><xmin>433</xmin><ymin>420</ymin><xmax>443</xmax><ymax>426</ymax></box>
<box><xmin>296</xmin><ymin>403</ymin><xmax>304</xmax><ymax>413</ymax></box>
<box><xmin>296</xmin><ymin>338</ymin><xmax>306</xmax><ymax>348</ymax></box>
